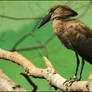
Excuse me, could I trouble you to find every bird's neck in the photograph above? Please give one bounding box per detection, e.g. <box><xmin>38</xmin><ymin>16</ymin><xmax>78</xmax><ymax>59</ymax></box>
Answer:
<box><xmin>52</xmin><ymin>18</ymin><xmax>75</xmax><ymax>35</ymax></box>
<box><xmin>52</xmin><ymin>18</ymin><xmax>67</xmax><ymax>27</ymax></box>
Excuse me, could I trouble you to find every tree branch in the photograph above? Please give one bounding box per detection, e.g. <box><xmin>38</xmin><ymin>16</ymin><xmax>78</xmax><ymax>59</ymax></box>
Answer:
<box><xmin>0</xmin><ymin>69</ymin><xmax>26</xmax><ymax>91</ymax></box>
<box><xmin>0</xmin><ymin>48</ymin><xmax>91</xmax><ymax>91</ymax></box>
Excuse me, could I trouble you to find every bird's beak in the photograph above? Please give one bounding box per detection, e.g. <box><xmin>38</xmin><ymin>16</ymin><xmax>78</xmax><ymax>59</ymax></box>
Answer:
<box><xmin>38</xmin><ymin>13</ymin><xmax>51</xmax><ymax>29</ymax></box>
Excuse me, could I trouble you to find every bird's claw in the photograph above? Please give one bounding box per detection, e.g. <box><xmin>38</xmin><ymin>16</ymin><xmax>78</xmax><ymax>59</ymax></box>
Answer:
<box><xmin>63</xmin><ymin>78</ymin><xmax>79</xmax><ymax>87</ymax></box>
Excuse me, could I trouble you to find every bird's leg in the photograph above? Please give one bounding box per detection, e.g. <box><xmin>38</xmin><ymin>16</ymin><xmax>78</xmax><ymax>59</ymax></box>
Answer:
<box><xmin>72</xmin><ymin>52</ymin><xmax>80</xmax><ymax>79</ymax></box>
<box><xmin>63</xmin><ymin>52</ymin><xmax>80</xmax><ymax>86</ymax></box>
<box><xmin>78</xmin><ymin>58</ymin><xmax>85</xmax><ymax>80</ymax></box>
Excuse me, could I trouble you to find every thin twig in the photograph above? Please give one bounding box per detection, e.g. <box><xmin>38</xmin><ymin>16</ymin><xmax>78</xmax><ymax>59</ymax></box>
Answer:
<box><xmin>11</xmin><ymin>21</ymin><xmax>41</xmax><ymax>51</ymax></box>
<box><xmin>43</xmin><ymin>46</ymin><xmax>48</xmax><ymax>57</ymax></box>
<box><xmin>44</xmin><ymin>33</ymin><xmax>56</xmax><ymax>45</ymax></box>
<box><xmin>20</xmin><ymin>72</ymin><xmax>37</xmax><ymax>92</ymax></box>
<box><xmin>0</xmin><ymin>14</ymin><xmax>42</xmax><ymax>21</ymax></box>
<box><xmin>76</xmin><ymin>1</ymin><xmax>92</xmax><ymax>19</ymax></box>
<box><xmin>10</xmin><ymin>33</ymin><xmax>55</xmax><ymax>58</ymax></box>
<box><xmin>13</xmin><ymin>45</ymin><xmax>44</xmax><ymax>52</ymax></box>
<box><xmin>11</xmin><ymin>33</ymin><xmax>55</xmax><ymax>59</ymax></box>
<box><xmin>11</xmin><ymin>32</ymin><xmax>42</xmax><ymax>51</ymax></box>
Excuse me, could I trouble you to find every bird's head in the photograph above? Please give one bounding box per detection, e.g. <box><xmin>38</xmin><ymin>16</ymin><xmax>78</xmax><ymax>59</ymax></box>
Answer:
<box><xmin>38</xmin><ymin>5</ymin><xmax>78</xmax><ymax>28</ymax></box>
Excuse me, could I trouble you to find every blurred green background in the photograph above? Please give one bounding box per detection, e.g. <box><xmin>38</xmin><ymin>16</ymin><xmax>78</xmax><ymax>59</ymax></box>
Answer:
<box><xmin>0</xmin><ymin>1</ymin><xmax>92</xmax><ymax>91</ymax></box>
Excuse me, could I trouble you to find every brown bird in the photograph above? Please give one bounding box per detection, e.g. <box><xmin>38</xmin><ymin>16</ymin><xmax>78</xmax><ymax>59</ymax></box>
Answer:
<box><xmin>38</xmin><ymin>5</ymin><xmax>92</xmax><ymax>82</ymax></box>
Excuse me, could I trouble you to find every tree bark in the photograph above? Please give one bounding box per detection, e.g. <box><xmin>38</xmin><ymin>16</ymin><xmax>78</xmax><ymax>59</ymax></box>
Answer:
<box><xmin>0</xmin><ymin>69</ymin><xmax>26</xmax><ymax>91</ymax></box>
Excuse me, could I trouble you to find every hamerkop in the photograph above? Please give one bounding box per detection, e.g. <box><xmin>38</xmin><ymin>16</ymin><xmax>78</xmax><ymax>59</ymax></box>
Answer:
<box><xmin>38</xmin><ymin>5</ymin><xmax>92</xmax><ymax>82</ymax></box>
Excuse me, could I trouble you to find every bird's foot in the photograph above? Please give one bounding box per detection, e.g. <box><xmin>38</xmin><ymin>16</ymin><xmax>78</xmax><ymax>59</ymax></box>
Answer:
<box><xmin>63</xmin><ymin>75</ymin><xmax>81</xmax><ymax>87</ymax></box>
<box><xmin>63</xmin><ymin>78</ymin><xmax>77</xmax><ymax>87</ymax></box>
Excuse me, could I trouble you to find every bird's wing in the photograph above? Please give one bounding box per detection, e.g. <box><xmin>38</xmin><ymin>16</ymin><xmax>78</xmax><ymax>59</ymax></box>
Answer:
<box><xmin>76</xmin><ymin>22</ymin><xmax>92</xmax><ymax>38</ymax></box>
<box><xmin>69</xmin><ymin>20</ymin><xmax>92</xmax><ymax>63</ymax></box>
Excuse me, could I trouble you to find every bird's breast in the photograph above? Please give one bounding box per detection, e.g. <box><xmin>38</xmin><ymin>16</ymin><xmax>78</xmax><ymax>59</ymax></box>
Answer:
<box><xmin>52</xmin><ymin>19</ymin><xmax>65</xmax><ymax>35</ymax></box>
<box><xmin>52</xmin><ymin>19</ymin><xmax>74</xmax><ymax>50</ymax></box>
